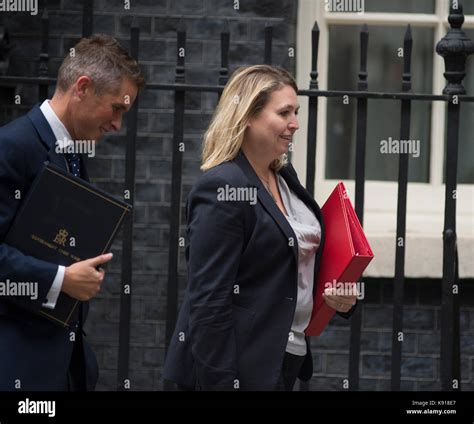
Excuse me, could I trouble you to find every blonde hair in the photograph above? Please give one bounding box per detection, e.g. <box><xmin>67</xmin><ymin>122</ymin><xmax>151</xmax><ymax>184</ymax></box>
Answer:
<box><xmin>201</xmin><ymin>65</ymin><xmax>298</xmax><ymax>171</ymax></box>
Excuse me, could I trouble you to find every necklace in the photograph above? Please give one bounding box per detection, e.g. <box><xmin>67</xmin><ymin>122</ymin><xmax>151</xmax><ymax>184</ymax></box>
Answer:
<box><xmin>258</xmin><ymin>172</ymin><xmax>277</xmax><ymax>202</ymax></box>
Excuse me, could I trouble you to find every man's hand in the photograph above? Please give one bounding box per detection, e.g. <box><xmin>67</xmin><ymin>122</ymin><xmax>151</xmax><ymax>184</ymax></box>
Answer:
<box><xmin>62</xmin><ymin>253</ymin><xmax>113</xmax><ymax>301</ymax></box>
<box><xmin>322</xmin><ymin>284</ymin><xmax>358</xmax><ymax>313</ymax></box>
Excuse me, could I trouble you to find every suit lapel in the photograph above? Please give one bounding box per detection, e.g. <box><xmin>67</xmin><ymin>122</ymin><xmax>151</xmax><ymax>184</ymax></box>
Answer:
<box><xmin>27</xmin><ymin>105</ymin><xmax>68</xmax><ymax>172</ymax></box>
<box><xmin>27</xmin><ymin>105</ymin><xmax>90</xmax><ymax>182</ymax></box>
<box><xmin>234</xmin><ymin>151</ymin><xmax>298</xmax><ymax>264</ymax></box>
<box><xmin>234</xmin><ymin>151</ymin><xmax>326</xmax><ymax>282</ymax></box>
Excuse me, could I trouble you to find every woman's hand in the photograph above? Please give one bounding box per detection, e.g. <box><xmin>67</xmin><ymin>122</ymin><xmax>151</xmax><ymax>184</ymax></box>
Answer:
<box><xmin>322</xmin><ymin>285</ymin><xmax>358</xmax><ymax>313</ymax></box>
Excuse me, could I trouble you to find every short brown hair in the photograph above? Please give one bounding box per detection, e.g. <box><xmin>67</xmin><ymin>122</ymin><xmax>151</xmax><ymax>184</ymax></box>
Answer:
<box><xmin>57</xmin><ymin>34</ymin><xmax>145</xmax><ymax>95</ymax></box>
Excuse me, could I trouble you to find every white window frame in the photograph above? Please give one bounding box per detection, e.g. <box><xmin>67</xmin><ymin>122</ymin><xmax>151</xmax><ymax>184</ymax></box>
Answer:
<box><xmin>295</xmin><ymin>0</ymin><xmax>474</xmax><ymax>278</ymax></box>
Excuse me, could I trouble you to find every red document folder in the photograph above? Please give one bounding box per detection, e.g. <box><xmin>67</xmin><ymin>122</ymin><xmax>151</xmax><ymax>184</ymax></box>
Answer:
<box><xmin>305</xmin><ymin>182</ymin><xmax>374</xmax><ymax>336</ymax></box>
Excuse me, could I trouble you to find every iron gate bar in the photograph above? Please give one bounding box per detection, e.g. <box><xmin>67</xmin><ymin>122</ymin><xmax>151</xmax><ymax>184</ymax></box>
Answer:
<box><xmin>305</xmin><ymin>22</ymin><xmax>319</xmax><ymax>198</ymax></box>
<box><xmin>299</xmin><ymin>20</ymin><xmax>320</xmax><ymax>393</ymax></box>
<box><xmin>218</xmin><ymin>20</ymin><xmax>230</xmax><ymax>103</ymax></box>
<box><xmin>436</xmin><ymin>2</ymin><xmax>474</xmax><ymax>391</ymax></box>
<box><xmin>163</xmin><ymin>25</ymin><xmax>186</xmax><ymax>391</ymax></box>
<box><xmin>348</xmin><ymin>24</ymin><xmax>369</xmax><ymax>392</ymax></box>
<box><xmin>264</xmin><ymin>25</ymin><xmax>273</xmax><ymax>65</ymax></box>
<box><xmin>82</xmin><ymin>0</ymin><xmax>93</xmax><ymax>38</ymax></box>
<box><xmin>441</xmin><ymin>100</ymin><xmax>461</xmax><ymax>391</ymax></box>
<box><xmin>219</xmin><ymin>21</ymin><xmax>230</xmax><ymax>88</ymax></box>
<box><xmin>391</xmin><ymin>25</ymin><xmax>413</xmax><ymax>391</ymax></box>
<box><xmin>117</xmin><ymin>19</ymin><xmax>140</xmax><ymax>391</ymax></box>
<box><xmin>4</xmin><ymin>74</ymin><xmax>474</xmax><ymax>103</ymax></box>
<box><xmin>38</xmin><ymin>9</ymin><xmax>49</xmax><ymax>102</ymax></box>
<box><xmin>297</xmin><ymin>90</ymin><xmax>474</xmax><ymax>101</ymax></box>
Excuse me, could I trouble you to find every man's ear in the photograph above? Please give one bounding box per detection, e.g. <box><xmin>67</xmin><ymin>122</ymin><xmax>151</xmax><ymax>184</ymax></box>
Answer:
<box><xmin>75</xmin><ymin>76</ymin><xmax>93</xmax><ymax>99</ymax></box>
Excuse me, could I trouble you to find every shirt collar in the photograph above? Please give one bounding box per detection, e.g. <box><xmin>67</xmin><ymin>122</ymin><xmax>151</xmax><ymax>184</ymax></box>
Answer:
<box><xmin>39</xmin><ymin>99</ymin><xmax>74</xmax><ymax>149</ymax></box>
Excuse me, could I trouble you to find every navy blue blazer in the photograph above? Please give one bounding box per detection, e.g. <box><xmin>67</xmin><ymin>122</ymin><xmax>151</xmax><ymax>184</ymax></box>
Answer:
<box><xmin>0</xmin><ymin>105</ymin><xmax>98</xmax><ymax>391</ymax></box>
<box><xmin>163</xmin><ymin>152</ymin><xmax>350</xmax><ymax>391</ymax></box>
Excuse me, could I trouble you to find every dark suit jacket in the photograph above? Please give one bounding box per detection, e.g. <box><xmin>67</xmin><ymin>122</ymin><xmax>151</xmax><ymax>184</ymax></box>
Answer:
<box><xmin>0</xmin><ymin>105</ymin><xmax>98</xmax><ymax>391</ymax></box>
<box><xmin>163</xmin><ymin>151</ymin><xmax>352</xmax><ymax>391</ymax></box>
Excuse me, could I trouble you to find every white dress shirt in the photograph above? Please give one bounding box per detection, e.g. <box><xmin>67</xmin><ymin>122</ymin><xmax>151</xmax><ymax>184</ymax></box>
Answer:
<box><xmin>277</xmin><ymin>174</ymin><xmax>321</xmax><ymax>356</ymax></box>
<box><xmin>39</xmin><ymin>100</ymin><xmax>73</xmax><ymax>309</ymax></box>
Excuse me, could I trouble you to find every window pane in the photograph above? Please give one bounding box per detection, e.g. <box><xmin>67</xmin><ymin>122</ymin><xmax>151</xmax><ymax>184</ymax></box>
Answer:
<box><xmin>364</xmin><ymin>0</ymin><xmax>435</xmax><ymax>14</ymax></box>
<box><xmin>326</xmin><ymin>25</ymin><xmax>433</xmax><ymax>182</ymax></box>
<box><xmin>461</xmin><ymin>2</ymin><xmax>474</xmax><ymax>15</ymax></box>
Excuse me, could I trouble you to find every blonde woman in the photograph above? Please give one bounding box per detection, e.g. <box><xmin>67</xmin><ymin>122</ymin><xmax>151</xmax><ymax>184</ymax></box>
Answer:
<box><xmin>163</xmin><ymin>65</ymin><xmax>356</xmax><ymax>391</ymax></box>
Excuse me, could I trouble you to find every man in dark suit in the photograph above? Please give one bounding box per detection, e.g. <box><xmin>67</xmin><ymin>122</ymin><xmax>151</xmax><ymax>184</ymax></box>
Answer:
<box><xmin>0</xmin><ymin>34</ymin><xmax>144</xmax><ymax>391</ymax></box>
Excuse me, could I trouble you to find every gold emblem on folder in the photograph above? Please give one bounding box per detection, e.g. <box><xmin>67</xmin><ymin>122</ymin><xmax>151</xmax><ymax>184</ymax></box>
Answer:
<box><xmin>53</xmin><ymin>229</ymin><xmax>69</xmax><ymax>246</ymax></box>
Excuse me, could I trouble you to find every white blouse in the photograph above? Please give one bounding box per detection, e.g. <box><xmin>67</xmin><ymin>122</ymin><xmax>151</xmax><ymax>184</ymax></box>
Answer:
<box><xmin>277</xmin><ymin>174</ymin><xmax>321</xmax><ymax>356</ymax></box>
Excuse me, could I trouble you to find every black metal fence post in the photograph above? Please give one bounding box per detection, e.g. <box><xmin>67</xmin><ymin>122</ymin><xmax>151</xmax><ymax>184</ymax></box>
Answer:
<box><xmin>164</xmin><ymin>23</ymin><xmax>187</xmax><ymax>390</ymax></box>
<box><xmin>219</xmin><ymin>21</ymin><xmax>230</xmax><ymax>88</ymax></box>
<box><xmin>391</xmin><ymin>25</ymin><xmax>413</xmax><ymax>391</ymax></box>
<box><xmin>117</xmin><ymin>18</ymin><xmax>140</xmax><ymax>391</ymax></box>
<box><xmin>348</xmin><ymin>24</ymin><xmax>369</xmax><ymax>392</ymax></box>
<box><xmin>82</xmin><ymin>0</ymin><xmax>93</xmax><ymax>38</ymax></box>
<box><xmin>436</xmin><ymin>1</ymin><xmax>474</xmax><ymax>391</ymax></box>
<box><xmin>264</xmin><ymin>25</ymin><xmax>273</xmax><ymax>65</ymax></box>
<box><xmin>38</xmin><ymin>9</ymin><xmax>49</xmax><ymax>102</ymax></box>
<box><xmin>299</xmin><ymin>20</ymin><xmax>320</xmax><ymax>393</ymax></box>
<box><xmin>305</xmin><ymin>22</ymin><xmax>319</xmax><ymax>197</ymax></box>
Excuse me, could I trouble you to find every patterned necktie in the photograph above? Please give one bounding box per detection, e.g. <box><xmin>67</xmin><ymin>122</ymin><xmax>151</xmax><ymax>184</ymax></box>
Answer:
<box><xmin>64</xmin><ymin>153</ymin><xmax>82</xmax><ymax>178</ymax></box>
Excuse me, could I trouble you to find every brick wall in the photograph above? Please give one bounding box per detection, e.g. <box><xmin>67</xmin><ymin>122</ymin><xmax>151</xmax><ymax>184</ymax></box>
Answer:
<box><xmin>309</xmin><ymin>278</ymin><xmax>474</xmax><ymax>391</ymax></box>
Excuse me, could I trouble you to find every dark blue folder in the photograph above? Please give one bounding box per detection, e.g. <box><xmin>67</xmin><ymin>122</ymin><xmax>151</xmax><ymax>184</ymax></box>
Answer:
<box><xmin>5</xmin><ymin>162</ymin><xmax>131</xmax><ymax>327</ymax></box>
